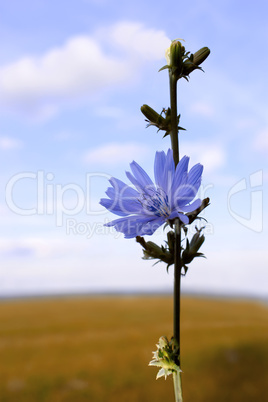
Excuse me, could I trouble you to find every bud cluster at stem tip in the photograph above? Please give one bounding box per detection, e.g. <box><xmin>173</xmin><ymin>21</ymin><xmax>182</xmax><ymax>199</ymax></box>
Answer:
<box><xmin>160</xmin><ymin>39</ymin><xmax>210</xmax><ymax>81</ymax></box>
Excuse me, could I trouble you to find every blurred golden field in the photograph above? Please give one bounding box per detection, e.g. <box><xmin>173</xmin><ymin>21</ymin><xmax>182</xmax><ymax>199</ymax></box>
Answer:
<box><xmin>0</xmin><ymin>295</ymin><xmax>267</xmax><ymax>401</ymax></box>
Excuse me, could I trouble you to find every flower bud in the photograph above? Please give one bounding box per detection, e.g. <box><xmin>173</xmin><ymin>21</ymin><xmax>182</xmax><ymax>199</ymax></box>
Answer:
<box><xmin>182</xmin><ymin>47</ymin><xmax>210</xmax><ymax>76</ymax></box>
<box><xmin>136</xmin><ymin>235</ymin><xmax>174</xmax><ymax>268</ymax></box>
<box><xmin>166</xmin><ymin>230</ymin><xmax>175</xmax><ymax>252</ymax></box>
<box><xmin>143</xmin><ymin>241</ymin><xmax>164</xmax><ymax>259</ymax></box>
<box><xmin>140</xmin><ymin>105</ymin><xmax>172</xmax><ymax>136</ymax></box>
<box><xmin>190</xmin><ymin>231</ymin><xmax>205</xmax><ymax>254</ymax></box>
<box><xmin>140</xmin><ymin>105</ymin><xmax>166</xmax><ymax>127</ymax></box>
<box><xmin>193</xmin><ymin>47</ymin><xmax>210</xmax><ymax>66</ymax></box>
<box><xmin>160</xmin><ymin>40</ymin><xmax>210</xmax><ymax>81</ymax></box>
<box><xmin>168</xmin><ymin>40</ymin><xmax>185</xmax><ymax>73</ymax></box>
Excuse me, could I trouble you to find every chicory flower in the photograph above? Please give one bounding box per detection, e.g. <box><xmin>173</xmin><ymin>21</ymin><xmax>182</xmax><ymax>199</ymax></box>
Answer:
<box><xmin>100</xmin><ymin>149</ymin><xmax>203</xmax><ymax>238</ymax></box>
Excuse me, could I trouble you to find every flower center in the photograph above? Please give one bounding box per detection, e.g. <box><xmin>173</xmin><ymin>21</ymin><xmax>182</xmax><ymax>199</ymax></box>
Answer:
<box><xmin>140</xmin><ymin>188</ymin><xmax>171</xmax><ymax>217</ymax></box>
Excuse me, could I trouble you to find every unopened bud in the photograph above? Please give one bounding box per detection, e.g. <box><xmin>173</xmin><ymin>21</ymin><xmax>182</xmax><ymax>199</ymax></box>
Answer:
<box><xmin>193</xmin><ymin>47</ymin><xmax>210</xmax><ymax>66</ymax></box>
<box><xmin>183</xmin><ymin>47</ymin><xmax>210</xmax><ymax>76</ymax></box>
<box><xmin>136</xmin><ymin>236</ymin><xmax>174</xmax><ymax>268</ymax></box>
<box><xmin>140</xmin><ymin>104</ymin><xmax>171</xmax><ymax>135</ymax></box>
<box><xmin>141</xmin><ymin>105</ymin><xmax>165</xmax><ymax>126</ymax></box>
<box><xmin>168</xmin><ymin>40</ymin><xmax>185</xmax><ymax>72</ymax></box>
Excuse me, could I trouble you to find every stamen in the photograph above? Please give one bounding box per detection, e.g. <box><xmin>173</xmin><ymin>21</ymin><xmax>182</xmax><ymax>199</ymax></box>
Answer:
<box><xmin>139</xmin><ymin>188</ymin><xmax>170</xmax><ymax>217</ymax></box>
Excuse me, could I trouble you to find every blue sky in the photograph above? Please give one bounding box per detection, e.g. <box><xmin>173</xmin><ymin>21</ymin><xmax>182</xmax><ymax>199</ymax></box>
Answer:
<box><xmin>0</xmin><ymin>0</ymin><xmax>267</xmax><ymax>297</ymax></box>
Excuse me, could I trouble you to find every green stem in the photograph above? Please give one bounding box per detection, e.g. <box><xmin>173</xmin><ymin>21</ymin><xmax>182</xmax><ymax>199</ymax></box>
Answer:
<box><xmin>174</xmin><ymin>219</ymin><xmax>181</xmax><ymax>361</ymax></box>
<box><xmin>169</xmin><ymin>73</ymin><xmax>179</xmax><ymax>165</ymax></box>
<box><xmin>169</xmin><ymin>70</ymin><xmax>182</xmax><ymax>376</ymax></box>
<box><xmin>173</xmin><ymin>371</ymin><xmax>183</xmax><ymax>402</ymax></box>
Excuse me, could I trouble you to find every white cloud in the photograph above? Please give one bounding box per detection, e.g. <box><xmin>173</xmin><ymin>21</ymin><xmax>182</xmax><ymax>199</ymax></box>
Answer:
<box><xmin>0</xmin><ymin>22</ymin><xmax>170</xmax><ymax>117</ymax></box>
<box><xmin>0</xmin><ymin>136</ymin><xmax>22</xmax><ymax>150</ymax></box>
<box><xmin>84</xmin><ymin>142</ymin><xmax>149</xmax><ymax>166</ymax></box>
<box><xmin>200</xmin><ymin>146</ymin><xmax>225</xmax><ymax>172</ymax></box>
<box><xmin>0</xmin><ymin>36</ymin><xmax>127</xmax><ymax>107</ymax></box>
<box><xmin>181</xmin><ymin>142</ymin><xmax>226</xmax><ymax>173</ymax></box>
<box><xmin>104</xmin><ymin>21</ymin><xmax>170</xmax><ymax>60</ymax></box>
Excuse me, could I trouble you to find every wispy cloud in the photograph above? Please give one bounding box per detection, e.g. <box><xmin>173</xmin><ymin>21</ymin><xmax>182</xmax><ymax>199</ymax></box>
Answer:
<box><xmin>0</xmin><ymin>136</ymin><xmax>22</xmax><ymax>150</ymax></box>
<box><xmin>0</xmin><ymin>36</ymin><xmax>127</xmax><ymax>107</ymax></box>
<box><xmin>0</xmin><ymin>22</ymin><xmax>169</xmax><ymax>118</ymax></box>
<box><xmin>181</xmin><ymin>142</ymin><xmax>226</xmax><ymax>173</ymax></box>
<box><xmin>102</xmin><ymin>21</ymin><xmax>170</xmax><ymax>60</ymax></box>
<box><xmin>84</xmin><ymin>142</ymin><xmax>149</xmax><ymax>166</ymax></box>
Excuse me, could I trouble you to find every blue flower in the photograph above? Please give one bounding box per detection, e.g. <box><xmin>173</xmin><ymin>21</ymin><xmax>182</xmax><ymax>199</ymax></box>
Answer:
<box><xmin>100</xmin><ymin>149</ymin><xmax>203</xmax><ymax>238</ymax></box>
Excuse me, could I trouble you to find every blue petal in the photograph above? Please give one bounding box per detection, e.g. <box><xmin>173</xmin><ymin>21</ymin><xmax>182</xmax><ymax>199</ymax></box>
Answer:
<box><xmin>168</xmin><ymin>211</ymin><xmax>189</xmax><ymax>224</ymax></box>
<box><xmin>166</xmin><ymin>148</ymin><xmax>174</xmax><ymax>166</ymax></box>
<box><xmin>161</xmin><ymin>149</ymin><xmax>175</xmax><ymax>194</ymax></box>
<box><xmin>103</xmin><ymin>177</ymin><xmax>141</xmax><ymax>215</ymax></box>
<box><xmin>171</xmin><ymin>156</ymin><xmax>189</xmax><ymax>207</ymax></box>
<box><xmin>154</xmin><ymin>151</ymin><xmax>166</xmax><ymax>189</ymax></box>
<box><xmin>135</xmin><ymin>216</ymin><xmax>165</xmax><ymax>238</ymax></box>
<box><xmin>109</xmin><ymin>177</ymin><xmax>139</xmax><ymax>198</ymax></box>
<box><xmin>105</xmin><ymin>215</ymin><xmax>164</xmax><ymax>238</ymax></box>
<box><xmin>106</xmin><ymin>185</ymin><xmax>139</xmax><ymax>202</ymax></box>
<box><xmin>105</xmin><ymin>187</ymin><xmax>118</xmax><ymax>199</ymax></box>
<box><xmin>130</xmin><ymin>160</ymin><xmax>154</xmax><ymax>192</ymax></box>
<box><xmin>179</xmin><ymin>198</ymin><xmax>202</xmax><ymax>213</ymax></box>
<box><xmin>100</xmin><ymin>197</ymin><xmax>142</xmax><ymax>216</ymax></box>
<box><xmin>176</xmin><ymin>163</ymin><xmax>203</xmax><ymax>206</ymax></box>
<box><xmin>188</xmin><ymin>164</ymin><xmax>203</xmax><ymax>186</ymax></box>
<box><xmin>173</xmin><ymin>156</ymin><xmax>189</xmax><ymax>188</ymax></box>
<box><xmin>100</xmin><ymin>198</ymin><xmax>128</xmax><ymax>216</ymax></box>
<box><xmin>175</xmin><ymin>183</ymin><xmax>200</xmax><ymax>207</ymax></box>
<box><xmin>125</xmin><ymin>171</ymin><xmax>144</xmax><ymax>193</ymax></box>
<box><xmin>177</xmin><ymin>212</ymin><xmax>189</xmax><ymax>224</ymax></box>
